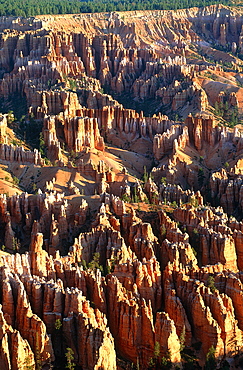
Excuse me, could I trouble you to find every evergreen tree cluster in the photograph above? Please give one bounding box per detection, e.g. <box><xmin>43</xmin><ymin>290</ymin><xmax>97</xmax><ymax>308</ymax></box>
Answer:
<box><xmin>0</xmin><ymin>0</ymin><xmax>230</xmax><ymax>17</ymax></box>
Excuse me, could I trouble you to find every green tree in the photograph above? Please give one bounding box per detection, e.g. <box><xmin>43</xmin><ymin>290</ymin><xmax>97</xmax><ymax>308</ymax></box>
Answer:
<box><xmin>134</xmin><ymin>187</ymin><xmax>139</xmax><ymax>203</ymax></box>
<box><xmin>179</xmin><ymin>326</ymin><xmax>186</xmax><ymax>352</ymax></box>
<box><xmin>81</xmin><ymin>259</ymin><xmax>87</xmax><ymax>270</ymax></box>
<box><xmin>39</xmin><ymin>132</ymin><xmax>46</xmax><ymax>157</ymax></box>
<box><xmin>12</xmin><ymin>237</ymin><xmax>20</xmax><ymax>252</ymax></box>
<box><xmin>65</xmin><ymin>347</ymin><xmax>75</xmax><ymax>370</ymax></box>
<box><xmin>24</xmin><ymin>356</ymin><xmax>34</xmax><ymax>370</ymax></box>
<box><xmin>190</xmin><ymin>197</ymin><xmax>199</xmax><ymax>207</ymax></box>
<box><xmin>7</xmin><ymin>111</ymin><xmax>15</xmax><ymax>125</ymax></box>
<box><xmin>121</xmin><ymin>193</ymin><xmax>131</xmax><ymax>203</ymax></box>
<box><xmin>192</xmin><ymin>247</ymin><xmax>197</xmax><ymax>257</ymax></box>
<box><xmin>88</xmin><ymin>252</ymin><xmax>103</xmax><ymax>273</ymax></box>
<box><xmin>205</xmin><ymin>346</ymin><xmax>216</xmax><ymax>370</ymax></box>
<box><xmin>207</xmin><ymin>275</ymin><xmax>216</xmax><ymax>293</ymax></box>
<box><xmin>190</xmin><ymin>228</ymin><xmax>200</xmax><ymax>264</ymax></box>
<box><xmin>154</xmin><ymin>341</ymin><xmax>160</xmax><ymax>357</ymax></box>
<box><xmin>143</xmin><ymin>166</ymin><xmax>148</xmax><ymax>183</ymax></box>
<box><xmin>68</xmin><ymin>78</ymin><xmax>78</xmax><ymax>91</ymax></box>
<box><xmin>161</xmin><ymin>177</ymin><xmax>167</xmax><ymax>185</ymax></box>
<box><xmin>0</xmin><ymin>0</ymin><xmax>231</xmax><ymax>17</ymax></box>
<box><xmin>55</xmin><ymin>318</ymin><xmax>62</xmax><ymax>331</ymax></box>
<box><xmin>148</xmin><ymin>341</ymin><xmax>160</xmax><ymax>368</ymax></box>
<box><xmin>13</xmin><ymin>176</ymin><xmax>19</xmax><ymax>186</ymax></box>
<box><xmin>160</xmin><ymin>351</ymin><xmax>172</xmax><ymax>369</ymax></box>
<box><xmin>32</xmin><ymin>183</ymin><xmax>37</xmax><ymax>194</ymax></box>
<box><xmin>35</xmin><ymin>333</ymin><xmax>42</xmax><ymax>370</ymax></box>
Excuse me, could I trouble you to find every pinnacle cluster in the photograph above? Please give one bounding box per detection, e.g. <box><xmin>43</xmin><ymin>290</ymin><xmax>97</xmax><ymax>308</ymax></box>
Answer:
<box><xmin>0</xmin><ymin>5</ymin><xmax>243</xmax><ymax>369</ymax></box>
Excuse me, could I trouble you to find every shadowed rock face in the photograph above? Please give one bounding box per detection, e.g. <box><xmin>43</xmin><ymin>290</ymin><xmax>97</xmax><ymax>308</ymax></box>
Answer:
<box><xmin>1</xmin><ymin>5</ymin><xmax>243</xmax><ymax>370</ymax></box>
<box><xmin>1</xmin><ymin>190</ymin><xmax>243</xmax><ymax>369</ymax></box>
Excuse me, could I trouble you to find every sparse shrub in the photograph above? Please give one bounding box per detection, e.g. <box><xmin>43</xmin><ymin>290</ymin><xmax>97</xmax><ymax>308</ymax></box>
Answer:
<box><xmin>161</xmin><ymin>177</ymin><xmax>167</xmax><ymax>185</ymax></box>
<box><xmin>55</xmin><ymin>318</ymin><xmax>62</xmax><ymax>331</ymax></box>
<box><xmin>133</xmin><ymin>187</ymin><xmax>139</xmax><ymax>203</ymax></box>
<box><xmin>88</xmin><ymin>252</ymin><xmax>103</xmax><ymax>273</ymax></box>
<box><xmin>7</xmin><ymin>111</ymin><xmax>15</xmax><ymax>125</ymax></box>
<box><xmin>32</xmin><ymin>183</ymin><xmax>37</xmax><ymax>194</ymax></box>
<box><xmin>68</xmin><ymin>78</ymin><xmax>78</xmax><ymax>91</ymax></box>
<box><xmin>24</xmin><ymin>356</ymin><xmax>34</xmax><ymax>370</ymax></box>
<box><xmin>44</xmin><ymin>157</ymin><xmax>51</xmax><ymax>165</ymax></box>
<box><xmin>193</xmin><ymin>228</ymin><xmax>198</xmax><ymax>235</ymax></box>
<box><xmin>190</xmin><ymin>197</ymin><xmax>199</xmax><ymax>207</ymax></box>
<box><xmin>207</xmin><ymin>275</ymin><xmax>216</xmax><ymax>293</ymax></box>
<box><xmin>121</xmin><ymin>193</ymin><xmax>131</xmax><ymax>203</ymax></box>
<box><xmin>13</xmin><ymin>176</ymin><xmax>19</xmax><ymax>185</ymax></box>
<box><xmin>12</xmin><ymin>237</ymin><xmax>20</xmax><ymax>252</ymax></box>
<box><xmin>154</xmin><ymin>341</ymin><xmax>160</xmax><ymax>358</ymax></box>
<box><xmin>192</xmin><ymin>247</ymin><xmax>197</xmax><ymax>257</ymax></box>
<box><xmin>143</xmin><ymin>166</ymin><xmax>148</xmax><ymax>183</ymax></box>
<box><xmin>81</xmin><ymin>259</ymin><xmax>87</xmax><ymax>270</ymax></box>
<box><xmin>171</xmin><ymin>201</ymin><xmax>177</xmax><ymax>208</ymax></box>
<box><xmin>205</xmin><ymin>346</ymin><xmax>216</xmax><ymax>370</ymax></box>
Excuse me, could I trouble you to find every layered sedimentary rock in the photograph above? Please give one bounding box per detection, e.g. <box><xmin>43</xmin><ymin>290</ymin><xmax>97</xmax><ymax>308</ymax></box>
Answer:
<box><xmin>209</xmin><ymin>167</ymin><xmax>243</xmax><ymax>214</ymax></box>
<box><xmin>1</xmin><ymin>181</ymin><xmax>243</xmax><ymax>368</ymax></box>
<box><xmin>1</xmin><ymin>5</ymin><xmax>243</xmax><ymax>370</ymax></box>
<box><xmin>0</xmin><ymin>144</ymin><xmax>43</xmax><ymax>165</ymax></box>
<box><xmin>43</xmin><ymin>112</ymin><xmax>105</xmax><ymax>158</ymax></box>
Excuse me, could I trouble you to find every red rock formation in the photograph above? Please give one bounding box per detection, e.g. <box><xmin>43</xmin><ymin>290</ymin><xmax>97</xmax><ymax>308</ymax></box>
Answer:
<box><xmin>63</xmin><ymin>288</ymin><xmax>116</xmax><ymax>369</ymax></box>
<box><xmin>172</xmin><ymin>204</ymin><xmax>239</xmax><ymax>270</ymax></box>
<box><xmin>1</xmin><ymin>6</ymin><xmax>243</xmax><ymax>369</ymax></box>
<box><xmin>0</xmin><ymin>144</ymin><xmax>43</xmax><ymax>165</ymax></box>
<box><xmin>128</xmin><ymin>222</ymin><xmax>158</xmax><ymax>260</ymax></box>
<box><xmin>210</xmin><ymin>168</ymin><xmax>243</xmax><ymax>215</ymax></box>
<box><xmin>43</xmin><ymin>113</ymin><xmax>105</xmax><ymax>157</ymax></box>
<box><xmin>154</xmin><ymin>312</ymin><xmax>181</xmax><ymax>364</ymax></box>
<box><xmin>113</xmin><ymin>257</ymin><xmax>162</xmax><ymax>311</ymax></box>
<box><xmin>153</xmin><ymin>124</ymin><xmax>183</xmax><ymax>161</ymax></box>
<box><xmin>106</xmin><ymin>275</ymin><xmax>155</xmax><ymax>366</ymax></box>
<box><xmin>165</xmin><ymin>265</ymin><xmax>243</xmax><ymax>360</ymax></box>
<box><xmin>0</xmin><ymin>304</ymin><xmax>36</xmax><ymax>370</ymax></box>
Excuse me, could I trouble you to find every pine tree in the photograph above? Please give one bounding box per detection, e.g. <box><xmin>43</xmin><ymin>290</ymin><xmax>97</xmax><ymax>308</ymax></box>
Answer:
<box><xmin>65</xmin><ymin>347</ymin><xmax>75</xmax><ymax>370</ymax></box>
